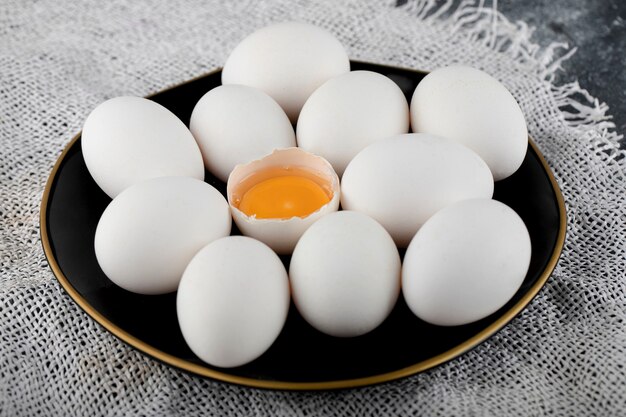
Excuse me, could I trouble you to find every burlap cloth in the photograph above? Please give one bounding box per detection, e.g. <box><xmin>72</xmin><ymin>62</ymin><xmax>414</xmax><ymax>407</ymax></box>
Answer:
<box><xmin>1</xmin><ymin>0</ymin><xmax>624</xmax><ymax>415</ymax></box>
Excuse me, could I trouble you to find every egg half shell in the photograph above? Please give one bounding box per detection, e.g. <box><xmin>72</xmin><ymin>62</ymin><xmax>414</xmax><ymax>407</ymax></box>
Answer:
<box><xmin>227</xmin><ymin>148</ymin><xmax>340</xmax><ymax>254</ymax></box>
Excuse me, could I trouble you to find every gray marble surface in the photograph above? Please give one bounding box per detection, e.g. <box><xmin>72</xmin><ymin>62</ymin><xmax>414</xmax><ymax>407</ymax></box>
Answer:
<box><xmin>500</xmin><ymin>0</ymin><xmax>625</xmax><ymax>140</ymax></box>
<box><xmin>398</xmin><ymin>0</ymin><xmax>625</xmax><ymax>139</ymax></box>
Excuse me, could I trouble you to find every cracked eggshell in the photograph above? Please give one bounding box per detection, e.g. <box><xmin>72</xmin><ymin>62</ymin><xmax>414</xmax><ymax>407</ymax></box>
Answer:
<box><xmin>227</xmin><ymin>148</ymin><xmax>340</xmax><ymax>254</ymax></box>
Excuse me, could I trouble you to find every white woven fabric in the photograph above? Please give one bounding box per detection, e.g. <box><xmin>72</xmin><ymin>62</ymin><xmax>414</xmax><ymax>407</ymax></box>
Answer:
<box><xmin>1</xmin><ymin>0</ymin><xmax>624</xmax><ymax>415</ymax></box>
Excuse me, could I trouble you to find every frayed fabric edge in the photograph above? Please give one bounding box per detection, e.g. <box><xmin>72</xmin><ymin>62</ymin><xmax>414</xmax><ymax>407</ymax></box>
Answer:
<box><xmin>396</xmin><ymin>0</ymin><xmax>623</xmax><ymax>149</ymax></box>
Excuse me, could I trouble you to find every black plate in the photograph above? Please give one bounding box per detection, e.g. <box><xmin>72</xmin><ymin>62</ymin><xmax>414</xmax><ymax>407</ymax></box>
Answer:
<box><xmin>40</xmin><ymin>62</ymin><xmax>566</xmax><ymax>390</ymax></box>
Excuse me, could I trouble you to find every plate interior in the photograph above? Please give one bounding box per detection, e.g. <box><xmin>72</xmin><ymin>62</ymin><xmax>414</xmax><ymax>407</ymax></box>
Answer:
<box><xmin>42</xmin><ymin>61</ymin><xmax>564</xmax><ymax>389</ymax></box>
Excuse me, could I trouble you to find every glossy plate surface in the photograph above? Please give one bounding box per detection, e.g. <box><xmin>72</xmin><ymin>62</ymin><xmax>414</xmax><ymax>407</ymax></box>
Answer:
<box><xmin>40</xmin><ymin>61</ymin><xmax>566</xmax><ymax>390</ymax></box>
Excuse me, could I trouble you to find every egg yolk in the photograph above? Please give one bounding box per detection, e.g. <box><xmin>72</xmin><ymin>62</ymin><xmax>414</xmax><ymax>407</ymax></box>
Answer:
<box><xmin>238</xmin><ymin>175</ymin><xmax>330</xmax><ymax>219</ymax></box>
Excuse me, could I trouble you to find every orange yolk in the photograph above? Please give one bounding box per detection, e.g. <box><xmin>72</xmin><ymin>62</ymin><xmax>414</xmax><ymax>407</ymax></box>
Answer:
<box><xmin>238</xmin><ymin>175</ymin><xmax>330</xmax><ymax>219</ymax></box>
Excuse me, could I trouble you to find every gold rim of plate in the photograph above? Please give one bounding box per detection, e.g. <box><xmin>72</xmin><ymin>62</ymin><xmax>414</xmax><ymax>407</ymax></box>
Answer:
<box><xmin>39</xmin><ymin>65</ymin><xmax>567</xmax><ymax>391</ymax></box>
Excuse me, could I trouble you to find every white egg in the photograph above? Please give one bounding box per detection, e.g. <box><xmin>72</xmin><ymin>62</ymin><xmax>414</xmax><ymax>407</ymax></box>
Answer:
<box><xmin>297</xmin><ymin>70</ymin><xmax>409</xmax><ymax>176</ymax></box>
<box><xmin>189</xmin><ymin>85</ymin><xmax>296</xmax><ymax>182</ymax></box>
<box><xmin>290</xmin><ymin>211</ymin><xmax>401</xmax><ymax>337</ymax></box>
<box><xmin>177</xmin><ymin>236</ymin><xmax>290</xmax><ymax>368</ymax></box>
<box><xmin>227</xmin><ymin>148</ymin><xmax>340</xmax><ymax>254</ymax></box>
<box><xmin>94</xmin><ymin>177</ymin><xmax>231</xmax><ymax>294</ymax></box>
<box><xmin>222</xmin><ymin>21</ymin><xmax>350</xmax><ymax>122</ymax></box>
<box><xmin>341</xmin><ymin>134</ymin><xmax>494</xmax><ymax>247</ymax></box>
<box><xmin>82</xmin><ymin>96</ymin><xmax>204</xmax><ymax>198</ymax></box>
<box><xmin>411</xmin><ymin>65</ymin><xmax>528</xmax><ymax>181</ymax></box>
<box><xmin>402</xmin><ymin>199</ymin><xmax>532</xmax><ymax>326</ymax></box>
